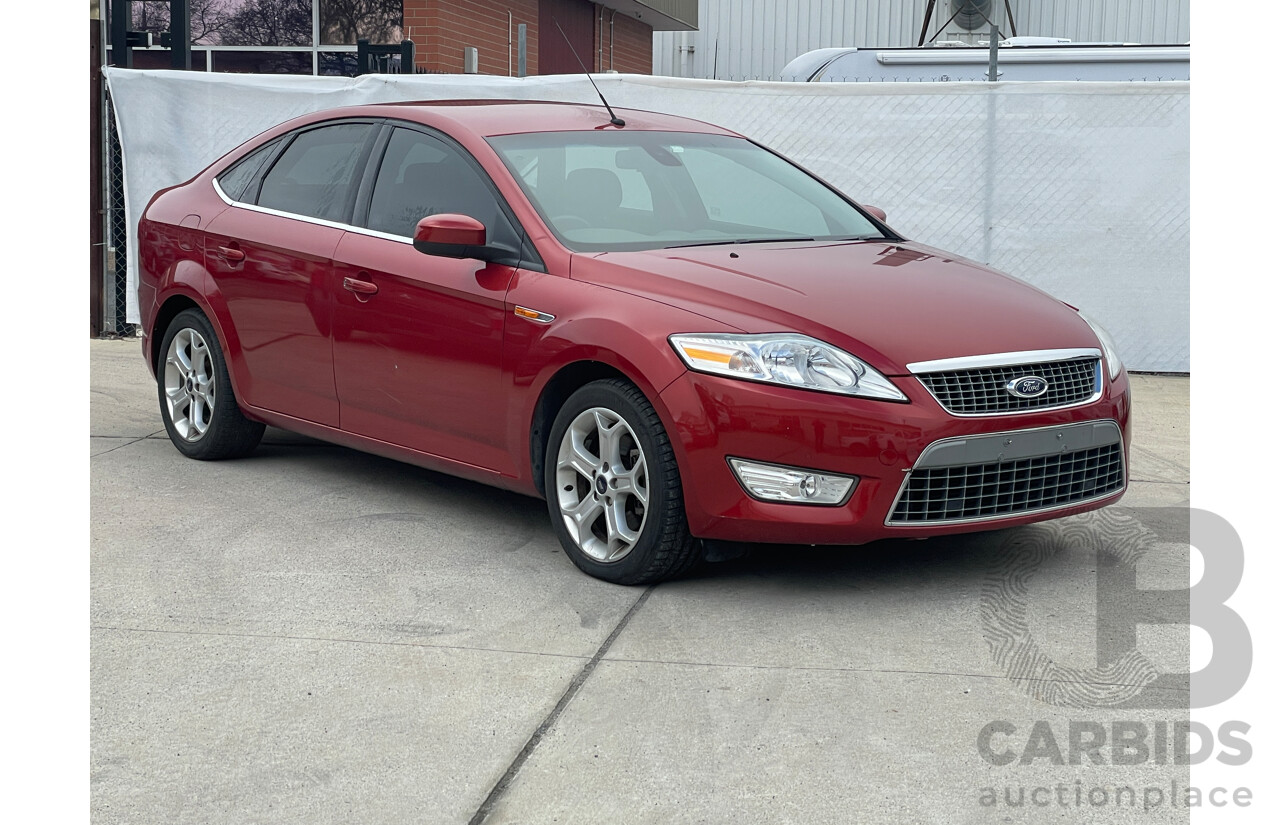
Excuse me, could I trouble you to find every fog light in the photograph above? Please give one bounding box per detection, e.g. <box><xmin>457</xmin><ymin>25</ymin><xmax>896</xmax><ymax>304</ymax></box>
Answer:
<box><xmin>728</xmin><ymin>459</ymin><xmax>857</xmax><ymax>505</ymax></box>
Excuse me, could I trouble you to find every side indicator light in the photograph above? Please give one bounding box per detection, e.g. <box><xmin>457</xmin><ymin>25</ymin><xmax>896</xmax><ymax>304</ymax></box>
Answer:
<box><xmin>514</xmin><ymin>306</ymin><xmax>555</xmax><ymax>324</ymax></box>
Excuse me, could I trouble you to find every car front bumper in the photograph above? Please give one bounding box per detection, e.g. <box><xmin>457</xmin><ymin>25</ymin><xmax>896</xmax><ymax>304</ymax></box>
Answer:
<box><xmin>657</xmin><ymin>368</ymin><xmax>1131</xmax><ymax>544</ymax></box>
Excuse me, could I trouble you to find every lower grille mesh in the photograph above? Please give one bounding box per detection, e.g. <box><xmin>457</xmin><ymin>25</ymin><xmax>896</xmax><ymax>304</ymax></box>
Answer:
<box><xmin>889</xmin><ymin>443</ymin><xmax>1125</xmax><ymax>524</ymax></box>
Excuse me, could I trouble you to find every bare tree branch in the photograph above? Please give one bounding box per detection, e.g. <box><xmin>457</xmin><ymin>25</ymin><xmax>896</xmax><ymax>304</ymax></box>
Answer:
<box><xmin>320</xmin><ymin>0</ymin><xmax>402</xmax><ymax>46</ymax></box>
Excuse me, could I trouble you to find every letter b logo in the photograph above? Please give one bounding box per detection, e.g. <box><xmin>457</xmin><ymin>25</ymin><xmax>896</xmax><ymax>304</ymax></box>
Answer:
<box><xmin>983</xmin><ymin>508</ymin><xmax>1251</xmax><ymax>708</ymax></box>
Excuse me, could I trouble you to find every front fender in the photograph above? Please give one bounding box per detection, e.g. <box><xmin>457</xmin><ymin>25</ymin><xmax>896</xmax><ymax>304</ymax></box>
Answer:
<box><xmin>503</xmin><ymin>269</ymin><xmax>743</xmax><ymax>491</ymax></box>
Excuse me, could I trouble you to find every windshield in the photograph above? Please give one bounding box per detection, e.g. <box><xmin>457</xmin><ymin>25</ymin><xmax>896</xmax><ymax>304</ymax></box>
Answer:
<box><xmin>487</xmin><ymin>131</ymin><xmax>887</xmax><ymax>252</ymax></box>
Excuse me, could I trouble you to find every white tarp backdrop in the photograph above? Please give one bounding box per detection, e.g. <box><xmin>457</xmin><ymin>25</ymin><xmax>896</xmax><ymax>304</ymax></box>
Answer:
<box><xmin>104</xmin><ymin>69</ymin><xmax>1189</xmax><ymax>372</ymax></box>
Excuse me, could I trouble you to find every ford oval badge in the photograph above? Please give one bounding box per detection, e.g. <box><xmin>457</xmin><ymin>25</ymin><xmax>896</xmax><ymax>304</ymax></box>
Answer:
<box><xmin>1007</xmin><ymin>376</ymin><xmax>1050</xmax><ymax>399</ymax></box>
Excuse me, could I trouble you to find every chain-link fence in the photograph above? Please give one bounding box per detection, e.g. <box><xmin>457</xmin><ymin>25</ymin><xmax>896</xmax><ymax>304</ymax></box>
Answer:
<box><xmin>104</xmin><ymin>70</ymin><xmax>1189</xmax><ymax>371</ymax></box>
<box><xmin>102</xmin><ymin>89</ymin><xmax>135</xmax><ymax>338</ymax></box>
<box><xmin>709</xmin><ymin>75</ymin><xmax>1189</xmax><ymax>83</ymax></box>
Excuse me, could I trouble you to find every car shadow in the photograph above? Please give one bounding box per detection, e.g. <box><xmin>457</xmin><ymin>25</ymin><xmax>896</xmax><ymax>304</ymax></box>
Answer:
<box><xmin>251</xmin><ymin>426</ymin><xmax>549</xmax><ymax>520</ymax></box>
<box><xmin>686</xmin><ymin>531</ymin><xmax>1008</xmax><ymax>592</ymax></box>
<box><xmin>248</xmin><ymin>427</ymin><xmax>1159</xmax><ymax>596</ymax></box>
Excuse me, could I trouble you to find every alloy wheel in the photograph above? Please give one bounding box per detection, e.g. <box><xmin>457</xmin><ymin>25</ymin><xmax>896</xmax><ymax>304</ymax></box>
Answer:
<box><xmin>163</xmin><ymin>327</ymin><xmax>217</xmax><ymax>442</ymax></box>
<box><xmin>554</xmin><ymin>407</ymin><xmax>650</xmax><ymax>563</ymax></box>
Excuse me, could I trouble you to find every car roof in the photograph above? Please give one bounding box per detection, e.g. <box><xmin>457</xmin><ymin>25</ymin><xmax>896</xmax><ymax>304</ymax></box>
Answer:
<box><xmin>313</xmin><ymin>99</ymin><xmax>740</xmax><ymax>139</ymax></box>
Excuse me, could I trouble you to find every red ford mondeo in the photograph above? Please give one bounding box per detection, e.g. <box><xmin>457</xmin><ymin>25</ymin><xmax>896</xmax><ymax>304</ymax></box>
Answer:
<box><xmin>138</xmin><ymin>100</ymin><xmax>1129</xmax><ymax>584</ymax></box>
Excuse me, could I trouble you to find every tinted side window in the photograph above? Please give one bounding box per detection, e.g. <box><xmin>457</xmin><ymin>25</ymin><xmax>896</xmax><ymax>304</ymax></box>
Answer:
<box><xmin>216</xmin><ymin>138</ymin><xmax>280</xmax><ymax>202</ymax></box>
<box><xmin>366</xmin><ymin>128</ymin><xmax>503</xmax><ymax>238</ymax></box>
<box><xmin>258</xmin><ymin>123</ymin><xmax>373</xmax><ymax>222</ymax></box>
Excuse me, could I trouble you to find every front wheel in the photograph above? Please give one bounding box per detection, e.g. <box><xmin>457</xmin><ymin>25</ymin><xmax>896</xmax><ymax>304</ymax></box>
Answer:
<box><xmin>545</xmin><ymin>379</ymin><xmax>701</xmax><ymax>585</ymax></box>
<box><xmin>157</xmin><ymin>309</ymin><xmax>264</xmax><ymax>460</ymax></box>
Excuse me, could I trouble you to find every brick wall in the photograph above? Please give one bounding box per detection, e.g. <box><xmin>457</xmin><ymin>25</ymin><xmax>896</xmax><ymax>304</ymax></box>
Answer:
<box><xmin>602</xmin><ymin>10</ymin><xmax>652</xmax><ymax>75</ymax></box>
<box><xmin>405</xmin><ymin>0</ymin><xmax>540</xmax><ymax>76</ymax></box>
<box><xmin>402</xmin><ymin>1</ymin><xmax>653</xmax><ymax>76</ymax></box>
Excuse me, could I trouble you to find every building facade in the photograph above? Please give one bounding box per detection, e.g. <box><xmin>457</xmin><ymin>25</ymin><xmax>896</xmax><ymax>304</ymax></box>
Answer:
<box><xmin>405</xmin><ymin>0</ymin><xmax>693</xmax><ymax>76</ymax></box>
<box><xmin>109</xmin><ymin>0</ymin><xmax>696</xmax><ymax>76</ymax></box>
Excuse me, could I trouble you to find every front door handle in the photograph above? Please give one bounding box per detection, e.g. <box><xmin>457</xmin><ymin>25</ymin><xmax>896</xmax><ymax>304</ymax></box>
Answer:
<box><xmin>343</xmin><ymin>276</ymin><xmax>379</xmax><ymax>301</ymax></box>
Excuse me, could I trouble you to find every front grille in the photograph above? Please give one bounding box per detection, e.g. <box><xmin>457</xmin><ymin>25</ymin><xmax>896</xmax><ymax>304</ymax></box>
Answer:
<box><xmin>917</xmin><ymin>357</ymin><xmax>1099</xmax><ymax>415</ymax></box>
<box><xmin>888</xmin><ymin>442</ymin><xmax>1125</xmax><ymax>524</ymax></box>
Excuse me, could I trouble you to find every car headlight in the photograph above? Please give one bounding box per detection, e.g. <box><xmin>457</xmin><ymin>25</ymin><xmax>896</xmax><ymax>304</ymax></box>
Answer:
<box><xmin>1078</xmin><ymin>312</ymin><xmax>1123</xmax><ymax>381</ymax></box>
<box><xmin>669</xmin><ymin>333</ymin><xmax>907</xmax><ymax>401</ymax></box>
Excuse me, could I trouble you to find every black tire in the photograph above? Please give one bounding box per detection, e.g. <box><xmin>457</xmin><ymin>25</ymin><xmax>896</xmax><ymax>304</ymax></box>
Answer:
<box><xmin>544</xmin><ymin>379</ymin><xmax>702</xmax><ymax>585</ymax></box>
<box><xmin>157</xmin><ymin>309</ymin><xmax>264</xmax><ymax>460</ymax></box>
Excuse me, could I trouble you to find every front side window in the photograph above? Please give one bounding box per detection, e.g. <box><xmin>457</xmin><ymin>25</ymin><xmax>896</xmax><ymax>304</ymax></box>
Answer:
<box><xmin>258</xmin><ymin>123</ymin><xmax>374</xmax><ymax>223</ymax></box>
<box><xmin>366</xmin><ymin>127</ymin><xmax>505</xmax><ymax>239</ymax></box>
<box><xmin>489</xmin><ymin>131</ymin><xmax>886</xmax><ymax>252</ymax></box>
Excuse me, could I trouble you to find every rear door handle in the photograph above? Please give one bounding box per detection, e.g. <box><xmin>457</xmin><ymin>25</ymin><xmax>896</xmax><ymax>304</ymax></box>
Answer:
<box><xmin>217</xmin><ymin>245</ymin><xmax>246</xmax><ymax>264</ymax></box>
<box><xmin>343</xmin><ymin>276</ymin><xmax>379</xmax><ymax>301</ymax></box>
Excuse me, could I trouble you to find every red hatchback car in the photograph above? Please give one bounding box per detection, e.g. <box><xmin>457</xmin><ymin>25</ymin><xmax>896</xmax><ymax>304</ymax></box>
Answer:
<box><xmin>138</xmin><ymin>100</ymin><xmax>1130</xmax><ymax>584</ymax></box>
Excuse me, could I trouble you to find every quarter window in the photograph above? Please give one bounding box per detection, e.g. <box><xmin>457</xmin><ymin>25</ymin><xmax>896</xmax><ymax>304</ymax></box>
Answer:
<box><xmin>215</xmin><ymin>138</ymin><xmax>280</xmax><ymax>202</ymax></box>
<box><xmin>257</xmin><ymin>123</ymin><xmax>374</xmax><ymax>222</ymax></box>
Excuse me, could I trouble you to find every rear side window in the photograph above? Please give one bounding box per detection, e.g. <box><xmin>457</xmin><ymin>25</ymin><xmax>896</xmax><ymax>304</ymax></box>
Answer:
<box><xmin>215</xmin><ymin>138</ymin><xmax>280</xmax><ymax>202</ymax></box>
<box><xmin>258</xmin><ymin>123</ymin><xmax>374</xmax><ymax>223</ymax></box>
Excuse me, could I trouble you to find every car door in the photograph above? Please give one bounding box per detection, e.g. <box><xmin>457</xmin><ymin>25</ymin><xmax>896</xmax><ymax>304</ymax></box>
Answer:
<box><xmin>204</xmin><ymin>120</ymin><xmax>379</xmax><ymax>427</ymax></box>
<box><xmin>331</xmin><ymin>125</ymin><xmax>525</xmax><ymax>474</ymax></box>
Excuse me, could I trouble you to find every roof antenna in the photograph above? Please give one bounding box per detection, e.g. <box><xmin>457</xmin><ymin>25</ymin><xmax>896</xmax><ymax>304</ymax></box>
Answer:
<box><xmin>552</xmin><ymin>17</ymin><xmax>625</xmax><ymax>127</ymax></box>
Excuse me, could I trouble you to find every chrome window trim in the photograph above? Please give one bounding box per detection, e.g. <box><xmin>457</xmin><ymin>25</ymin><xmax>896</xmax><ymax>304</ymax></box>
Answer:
<box><xmin>906</xmin><ymin>348</ymin><xmax>1101</xmax><ymax>374</ymax></box>
<box><xmin>212</xmin><ymin>178</ymin><xmax>413</xmax><ymax>244</ymax></box>
<box><xmin>883</xmin><ymin>419</ymin><xmax>1127</xmax><ymax>527</ymax></box>
<box><xmin>211</xmin><ymin>122</ymin><xmax>546</xmax><ymax>272</ymax></box>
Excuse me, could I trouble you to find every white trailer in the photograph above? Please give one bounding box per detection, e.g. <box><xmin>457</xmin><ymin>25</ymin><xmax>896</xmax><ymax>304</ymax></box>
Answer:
<box><xmin>780</xmin><ymin>41</ymin><xmax>1190</xmax><ymax>82</ymax></box>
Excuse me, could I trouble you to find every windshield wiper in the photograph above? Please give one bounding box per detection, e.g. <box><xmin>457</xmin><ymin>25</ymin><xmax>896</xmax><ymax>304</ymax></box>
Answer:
<box><xmin>663</xmin><ymin>237</ymin><xmax>816</xmax><ymax>249</ymax></box>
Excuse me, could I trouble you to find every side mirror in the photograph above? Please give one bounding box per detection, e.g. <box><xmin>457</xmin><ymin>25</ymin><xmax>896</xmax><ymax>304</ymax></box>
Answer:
<box><xmin>864</xmin><ymin>205</ymin><xmax>888</xmax><ymax>223</ymax></box>
<box><xmin>413</xmin><ymin>214</ymin><xmax>488</xmax><ymax>258</ymax></box>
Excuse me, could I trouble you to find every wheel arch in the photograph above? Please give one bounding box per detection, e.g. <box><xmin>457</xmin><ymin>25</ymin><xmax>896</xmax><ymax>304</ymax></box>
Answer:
<box><xmin>150</xmin><ymin>289</ymin><xmax>252</xmax><ymax>413</ymax></box>
<box><xmin>529</xmin><ymin>360</ymin><xmax>636</xmax><ymax>499</ymax></box>
<box><xmin>150</xmin><ymin>294</ymin><xmax>204</xmax><ymax>373</ymax></box>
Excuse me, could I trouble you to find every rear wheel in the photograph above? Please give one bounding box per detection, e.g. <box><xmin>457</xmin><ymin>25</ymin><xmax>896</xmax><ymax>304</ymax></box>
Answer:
<box><xmin>157</xmin><ymin>309</ymin><xmax>264</xmax><ymax>460</ymax></box>
<box><xmin>545</xmin><ymin>379</ymin><xmax>701</xmax><ymax>584</ymax></box>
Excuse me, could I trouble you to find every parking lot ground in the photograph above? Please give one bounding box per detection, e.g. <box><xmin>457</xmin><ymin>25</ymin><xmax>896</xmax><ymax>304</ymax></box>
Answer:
<box><xmin>91</xmin><ymin>338</ymin><xmax>1191</xmax><ymax>824</ymax></box>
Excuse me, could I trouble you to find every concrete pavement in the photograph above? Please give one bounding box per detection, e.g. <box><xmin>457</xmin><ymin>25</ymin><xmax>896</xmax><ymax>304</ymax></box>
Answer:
<box><xmin>91</xmin><ymin>338</ymin><xmax>1192</xmax><ymax>824</ymax></box>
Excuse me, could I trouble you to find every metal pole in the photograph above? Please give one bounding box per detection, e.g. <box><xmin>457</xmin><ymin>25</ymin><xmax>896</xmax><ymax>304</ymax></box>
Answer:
<box><xmin>1003</xmin><ymin>0</ymin><xmax>1017</xmax><ymax>38</ymax></box>
<box><xmin>983</xmin><ymin>91</ymin><xmax>996</xmax><ymax>264</ymax></box>
<box><xmin>983</xmin><ymin>10</ymin><xmax>1000</xmax><ymax>265</ymax></box>
<box><xmin>517</xmin><ymin>24</ymin><xmax>527</xmax><ymax>77</ymax></box>
<box><xmin>357</xmin><ymin>39</ymin><xmax>369</xmax><ymax>75</ymax></box>
<box><xmin>926</xmin><ymin>8</ymin><xmax>966</xmax><ymax>45</ymax></box>
<box><xmin>110</xmin><ymin>0</ymin><xmax>132</xmax><ymax>68</ymax></box>
<box><xmin>170</xmin><ymin>0</ymin><xmax>191</xmax><ymax>70</ymax></box>
<box><xmin>99</xmin><ymin>79</ymin><xmax>112</xmax><ymax>335</ymax></box>
<box><xmin>92</xmin><ymin>13</ymin><xmax>106</xmax><ymax>336</ymax></box>
<box><xmin>917</xmin><ymin>0</ymin><xmax>937</xmax><ymax>47</ymax></box>
<box><xmin>987</xmin><ymin>21</ymin><xmax>999</xmax><ymax>81</ymax></box>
